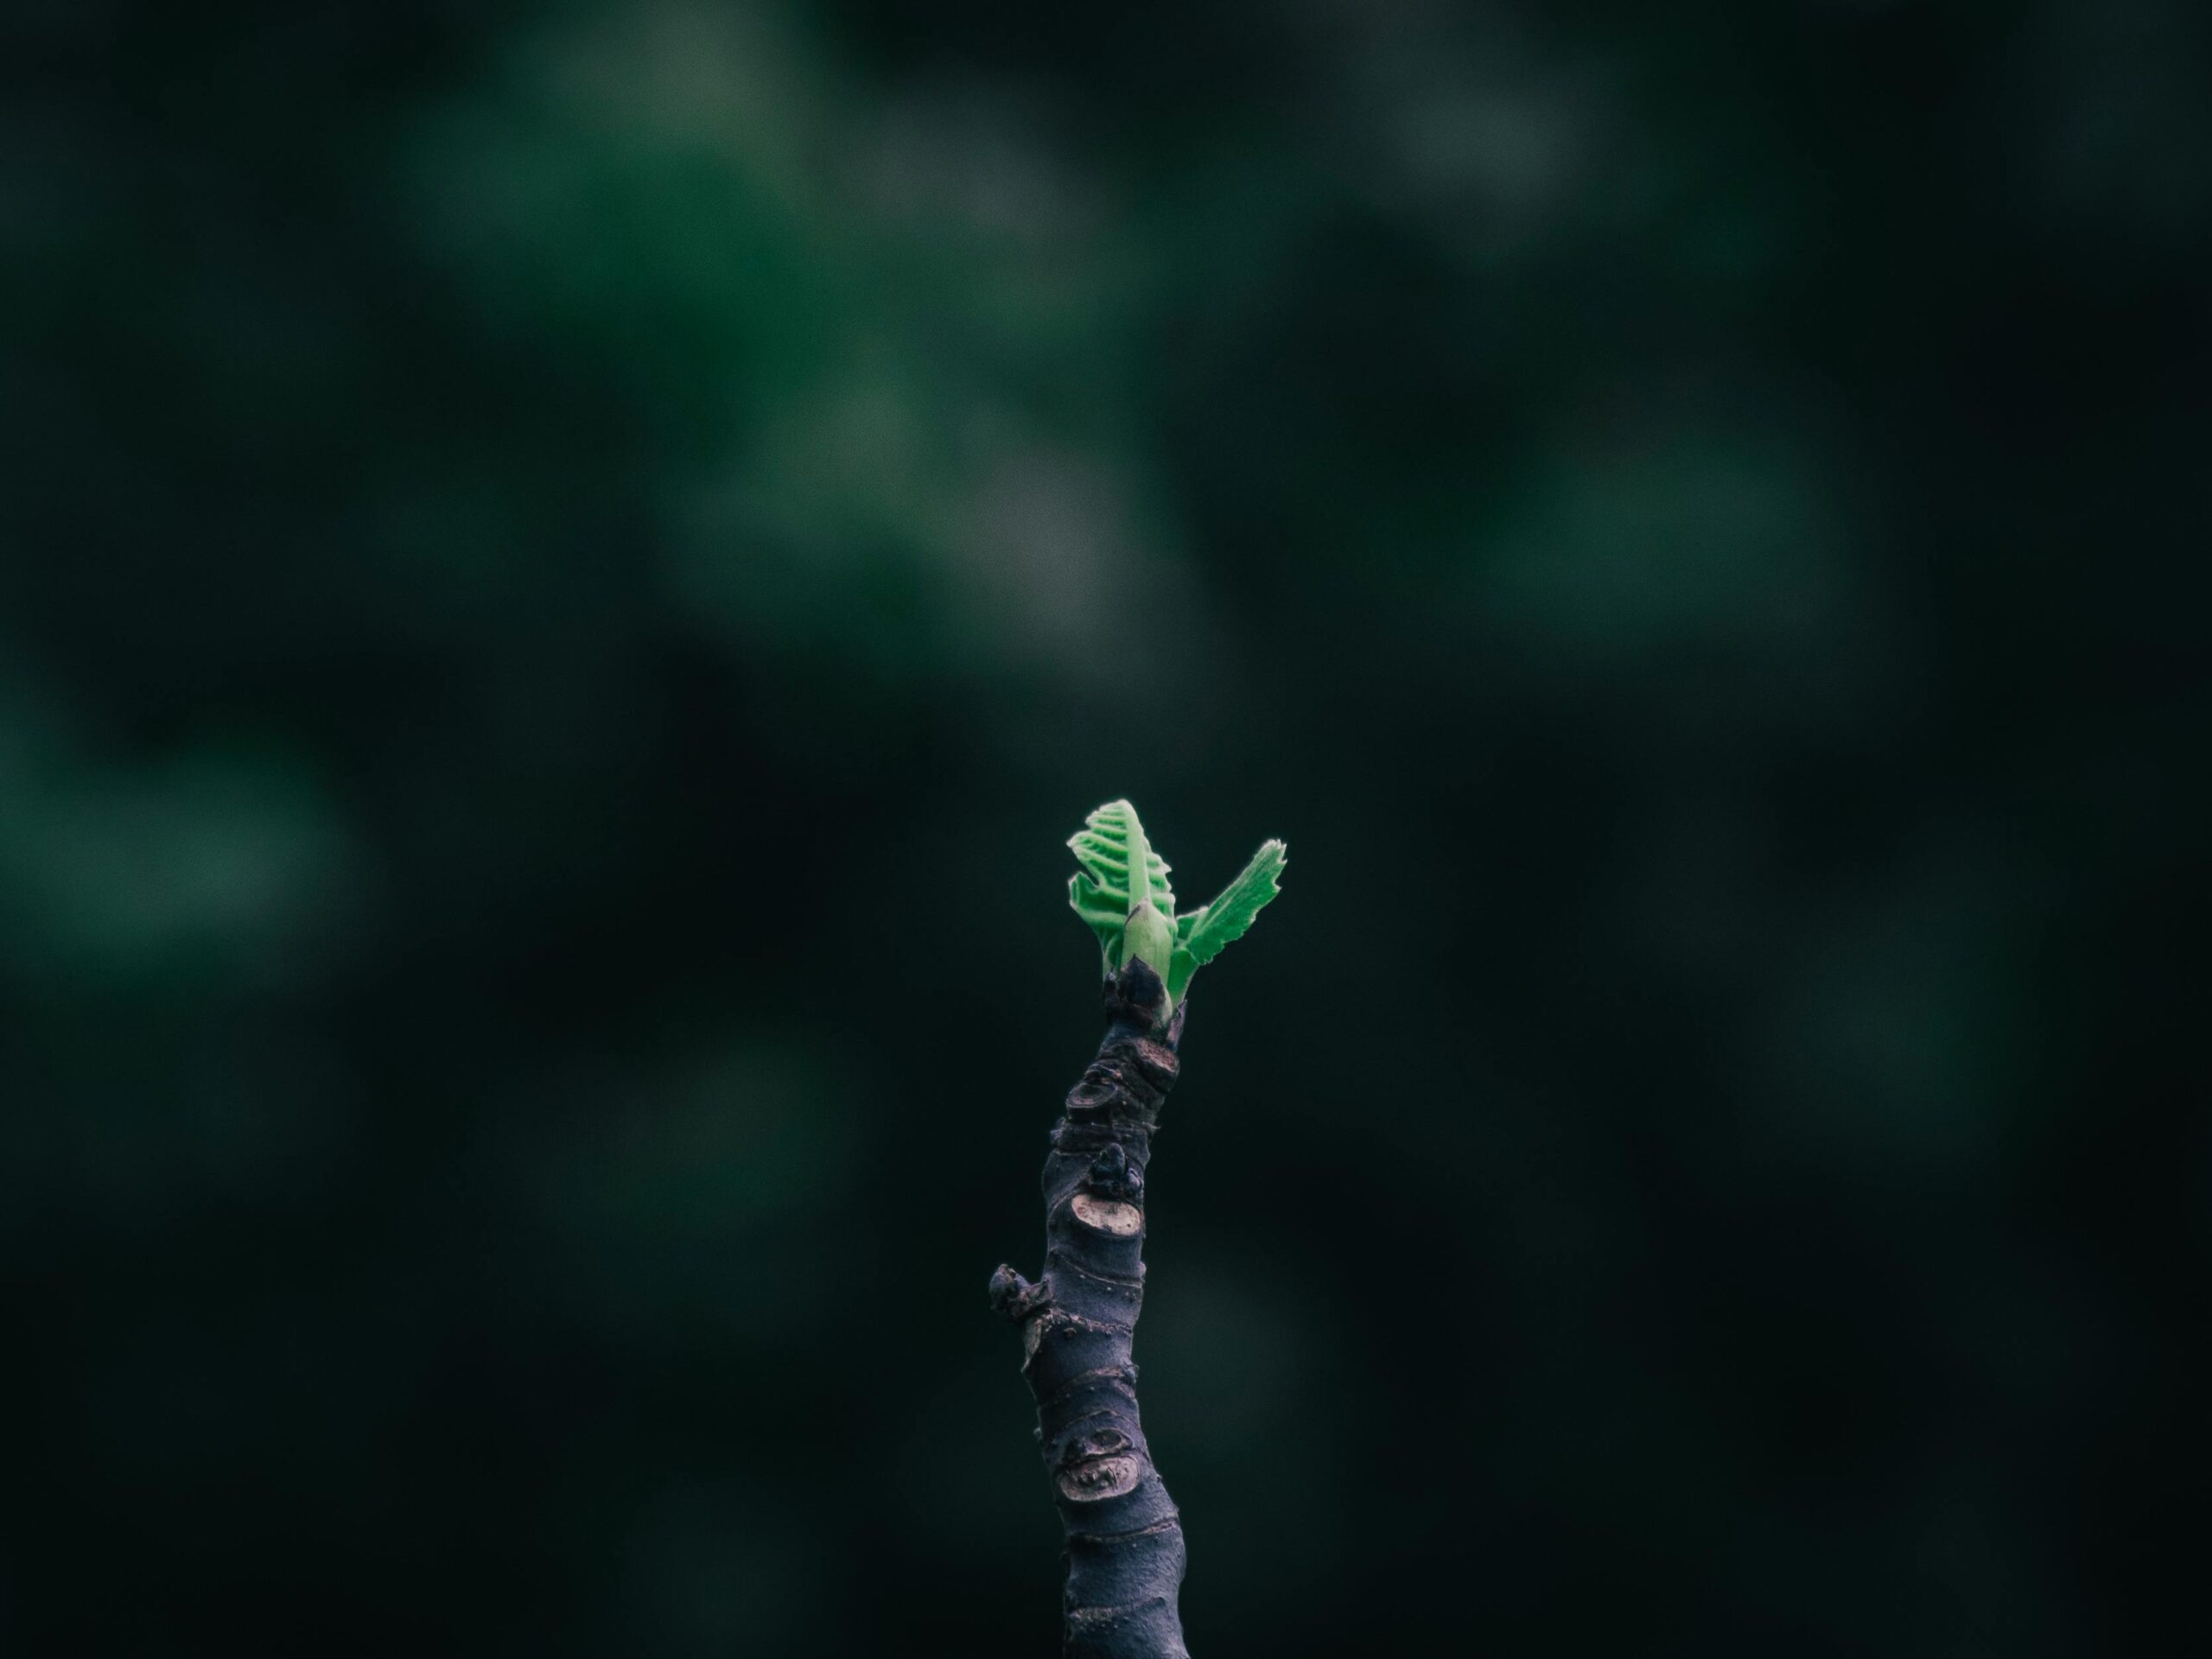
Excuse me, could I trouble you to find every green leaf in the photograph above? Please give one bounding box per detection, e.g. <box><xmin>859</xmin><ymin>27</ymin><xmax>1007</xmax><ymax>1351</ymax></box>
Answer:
<box><xmin>1122</xmin><ymin>899</ymin><xmax>1178</xmax><ymax>989</ymax></box>
<box><xmin>1123</xmin><ymin>804</ymin><xmax>1156</xmax><ymax>915</ymax></box>
<box><xmin>1168</xmin><ymin>942</ymin><xmax>1197</xmax><ymax>995</ymax></box>
<box><xmin>1066</xmin><ymin>800</ymin><xmax>1175</xmax><ymax>934</ymax></box>
<box><xmin>1166</xmin><ymin>839</ymin><xmax>1287</xmax><ymax>1000</ymax></box>
<box><xmin>1067</xmin><ymin>802</ymin><xmax>1282</xmax><ymax>1020</ymax></box>
<box><xmin>1069</xmin><ymin>872</ymin><xmax>1125</xmax><ymax>969</ymax></box>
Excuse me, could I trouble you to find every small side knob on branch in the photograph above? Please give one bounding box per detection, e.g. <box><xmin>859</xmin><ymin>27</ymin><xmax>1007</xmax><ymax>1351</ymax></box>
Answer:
<box><xmin>987</xmin><ymin>1264</ymin><xmax>1050</xmax><ymax>1321</ymax></box>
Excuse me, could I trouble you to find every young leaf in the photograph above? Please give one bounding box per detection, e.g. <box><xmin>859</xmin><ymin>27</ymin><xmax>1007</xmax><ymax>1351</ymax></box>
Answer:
<box><xmin>1066</xmin><ymin>800</ymin><xmax>1176</xmax><ymax>929</ymax></box>
<box><xmin>1122</xmin><ymin>899</ymin><xmax>1178</xmax><ymax>990</ymax></box>
<box><xmin>1068</xmin><ymin>803</ymin><xmax>1281</xmax><ymax>1020</ymax></box>
<box><xmin>1069</xmin><ymin>872</ymin><xmax>1125</xmax><ymax>969</ymax></box>
<box><xmin>1166</xmin><ymin>839</ymin><xmax>1287</xmax><ymax>999</ymax></box>
<box><xmin>1123</xmin><ymin>805</ymin><xmax>1155</xmax><ymax>916</ymax></box>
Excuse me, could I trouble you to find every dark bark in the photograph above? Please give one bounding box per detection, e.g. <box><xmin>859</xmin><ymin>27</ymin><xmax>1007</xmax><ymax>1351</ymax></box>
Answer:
<box><xmin>989</xmin><ymin>958</ymin><xmax>1192</xmax><ymax>1658</ymax></box>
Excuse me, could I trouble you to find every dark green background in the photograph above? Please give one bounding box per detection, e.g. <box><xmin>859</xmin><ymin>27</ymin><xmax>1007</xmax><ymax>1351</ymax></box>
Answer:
<box><xmin>5</xmin><ymin>1</ymin><xmax>2201</xmax><ymax>1653</ymax></box>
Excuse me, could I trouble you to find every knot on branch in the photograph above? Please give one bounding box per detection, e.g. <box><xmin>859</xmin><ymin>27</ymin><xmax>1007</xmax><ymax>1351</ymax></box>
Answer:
<box><xmin>988</xmin><ymin>1264</ymin><xmax>1051</xmax><ymax>1322</ymax></box>
<box><xmin>1087</xmin><ymin>1141</ymin><xmax>1144</xmax><ymax>1202</ymax></box>
<box><xmin>1055</xmin><ymin>1427</ymin><xmax>1142</xmax><ymax>1503</ymax></box>
<box><xmin>1103</xmin><ymin>958</ymin><xmax>1185</xmax><ymax>1048</ymax></box>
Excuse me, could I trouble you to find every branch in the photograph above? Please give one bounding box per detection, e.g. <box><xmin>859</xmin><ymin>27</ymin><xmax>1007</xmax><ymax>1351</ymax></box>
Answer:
<box><xmin>990</xmin><ymin>957</ymin><xmax>1192</xmax><ymax>1658</ymax></box>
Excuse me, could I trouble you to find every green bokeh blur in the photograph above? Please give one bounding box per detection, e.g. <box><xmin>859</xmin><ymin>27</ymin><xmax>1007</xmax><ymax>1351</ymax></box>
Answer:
<box><xmin>5</xmin><ymin>1</ymin><xmax>2201</xmax><ymax>1653</ymax></box>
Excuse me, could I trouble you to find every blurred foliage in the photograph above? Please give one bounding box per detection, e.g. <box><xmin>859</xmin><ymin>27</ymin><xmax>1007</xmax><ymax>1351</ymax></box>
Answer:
<box><xmin>2</xmin><ymin>0</ymin><xmax>2202</xmax><ymax>1654</ymax></box>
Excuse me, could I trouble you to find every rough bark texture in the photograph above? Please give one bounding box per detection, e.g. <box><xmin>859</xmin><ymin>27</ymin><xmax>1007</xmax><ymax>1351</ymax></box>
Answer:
<box><xmin>990</xmin><ymin>957</ymin><xmax>1191</xmax><ymax>1658</ymax></box>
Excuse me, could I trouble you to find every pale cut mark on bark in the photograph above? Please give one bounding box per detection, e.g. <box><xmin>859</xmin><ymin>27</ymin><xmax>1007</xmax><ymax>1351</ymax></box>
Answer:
<box><xmin>1071</xmin><ymin>1193</ymin><xmax>1145</xmax><ymax>1236</ymax></box>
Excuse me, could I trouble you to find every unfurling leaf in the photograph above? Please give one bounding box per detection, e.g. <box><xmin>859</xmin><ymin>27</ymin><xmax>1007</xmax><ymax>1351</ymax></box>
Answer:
<box><xmin>1068</xmin><ymin>800</ymin><xmax>1175</xmax><ymax>918</ymax></box>
<box><xmin>1166</xmin><ymin>840</ymin><xmax>1286</xmax><ymax>1000</ymax></box>
<box><xmin>1067</xmin><ymin>799</ymin><xmax>1176</xmax><ymax>971</ymax></box>
<box><xmin>1066</xmin><ymin>800</ymin><xmax>1284</xmax><ymax>1016</ymax></box>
